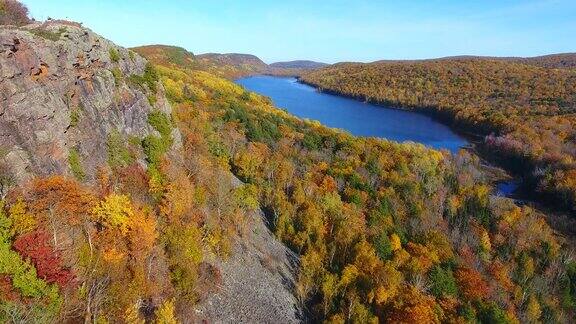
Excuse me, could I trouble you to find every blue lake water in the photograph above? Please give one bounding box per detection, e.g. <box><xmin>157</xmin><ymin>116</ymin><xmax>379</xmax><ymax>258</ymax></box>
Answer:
<box><xmin>236</xmin><ymin>75</ymin><xmax>520</xmax><ymax>196</ymax></box>
<box><xmin>496</xmin><ymin>179</ymin><xmax>521</xmax><ymax>197</ymax></box>
<box><xmin>235</xmin><ymin>76</ymin><xmax>468</xmax><ymax>153</ymax></box>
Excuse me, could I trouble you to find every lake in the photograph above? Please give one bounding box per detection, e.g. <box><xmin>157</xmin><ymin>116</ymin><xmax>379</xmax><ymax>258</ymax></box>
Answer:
<box><xmin>236</xmin><ymin>75</ymin><xmax>520</xmax><ymax>197</ymax></box>
<box><xmin>235</xmin><ymin>76</ymin><xmax>468</xmax><ymax>153</ymax></box>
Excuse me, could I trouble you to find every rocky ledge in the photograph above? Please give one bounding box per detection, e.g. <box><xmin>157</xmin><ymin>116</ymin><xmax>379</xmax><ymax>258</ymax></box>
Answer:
<box><xmin>0</xmin><ymin>20</ymin><xmax>178</xmax><ymax>185</ymax></box>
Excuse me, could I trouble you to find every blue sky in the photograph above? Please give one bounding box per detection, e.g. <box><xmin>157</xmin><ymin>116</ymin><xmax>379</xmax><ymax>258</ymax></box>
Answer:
<box><xmin>23</xmin><ymin>0</ymin><xmax>576</xmax><ymax>64</ymax></box>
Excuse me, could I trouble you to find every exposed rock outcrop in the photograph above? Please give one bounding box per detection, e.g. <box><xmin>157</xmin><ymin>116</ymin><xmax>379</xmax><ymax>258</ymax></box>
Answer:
<box><xmin>0</xmin><ymin>21</ymin><xmax>178</xmax><ymax>183</ymax></box>
<box><xmin>192</xmin><ymin>177</ymin><xmax>301</xmax><ymax>323</ymax></box>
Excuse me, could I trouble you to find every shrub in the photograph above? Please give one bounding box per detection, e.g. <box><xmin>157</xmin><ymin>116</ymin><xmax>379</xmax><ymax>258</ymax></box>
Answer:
<box><xmin>13</xmin><ymin>230</ymin><xmax>74</xmax><ymax>288</ymax></box>
<box><xmin>147</xmin><ymin>110</ymin><xmax>173</xmax><ymax>140</ymax></box>
<box><xmin>241</xmin><ymin>90</ymin><xmax>251</xmax><ymax>101</ymax></box>
<box><xmin>0</xmin><ymin>206</ymin><xmax>62</xmax><ymax>314</ymax></box>
<box><xmin>69</xmin><ymin>108</ymin><xmax>80</xmax><ymax>127</ymax></box>
<box><xmin>0</xmin><ymin>0</ymin><xmax>31</xmax><ymax>26</ymax></box>
<box><xmin>111</xmin><ymin>67</ymin><xmax>122</xmax><ymax>86</ymax></box>
<box><xmin>234</xmin><ymin>184</ymin><xmax>259</xmax><ymax>210</ymax></box>
<box><xmin>142</xmin><ymin>110</ymin><xmax>173</xmax><ymax>196</ymax></box>
<box><xmin>428</xmin><ymin>265</ymin><xmax>458</xmax><ymax>297</ymax></box>
<box><xmin>477</xmin><ymin>302</ymin><xmax>511</xmax><ymax>324</ymax></box>
<box><xmin>68</xmin><ymin>148</ymin><xmax>85</xmax><ymax>181</ymax></box>
<box><xmin>207</xmin><ymin>138</ymin><xmax>229</xmax><ymax>160</ymax></box>
<box><xmin>143</xmin><ymin>63</ymin><xmax>159</xmax><ymax>91</ymax></box>
<box><xmin>109</xmin><ymin>48</ymin><xmax>120</xmax><ymax>63</ymax></box>
<box><xmin>107</xmin><ymin>130</ymin><xmax>134</xmax><ymax>169</ymax></box>
<box><xmin>128</xmin><ymin>63</ymin><xmax>159</xmax><ymax>94</ymax></box>
<box><xmin>303</xmin><ymin>132</ymin><xmax>323</xmax><ymax>150</ymax></box>
<box><xmin>30</xmin><ymin>27</ymin><xmax>67</xmax><ymax>42</ymax></box>
<box><xmin>91</xmin><ymin>194</ymin><xmax>133</xmax><ymax>234</ymax></box>
<box><xmin>165</xmin><ymin>226</ymin><xmax>203</xmax><ymax>301</ymax></box>
<box><xmin>374</xmin><ymin>231</ymin><xmax>392</xmax><ymax>260</ymax></box>
<box><xmin>154</xmin><ymin>299</ymin><xmax>178</xmax><ymax>324</ymax></box>
<box><xmin>142</xmin><ymin>135</ymin><xmax>167</xmax><ymax>166</ymax></box>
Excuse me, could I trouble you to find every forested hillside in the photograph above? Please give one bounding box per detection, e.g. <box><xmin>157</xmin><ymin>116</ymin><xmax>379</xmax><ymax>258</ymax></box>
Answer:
<box><xmin>510</xmin><ymin>53</ymin><xmax>576</xmax><ymax>69</ymax></box>
<box><xmin>196</xmin><ymin>52</ymin><xmax>269</xmax><ymax>78</ymax></box>
<box><xmin>301</xmin><ymin>59</ymin><xmax>576</xmax><ymax>214</ymax></box>
<box><xmin>0</xmin><ymin>18</ymin><xmax>286</xmax><ymax>322</ymax></box>
<box><xmin>133</xmin><ymin>45</ymin><xmax>328</xmax><ymax>79</ymax></box>
<box><xmin>373</xmin><ymin>54</ymin><xmax>576</xmax><ymax>70</ymax></box>
<box><xmin>132</xmin><ymin>45</ymin><xmax>270</xmax><ymax>79</ymax></box>
<box><xmin>134</xmin><ymin>47</ymin><xmax>576</xmax><ymax>323</ymax></box>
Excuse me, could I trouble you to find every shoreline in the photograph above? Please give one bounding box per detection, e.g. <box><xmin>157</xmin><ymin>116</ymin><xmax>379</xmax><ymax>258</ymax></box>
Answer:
<box><xmin>240</xmin><ymin>75</ymin><xmax>523</xmax><ymax>198</ymax></box>
<box><xmin>291</xmin><ymin>76</ymin><xmax>576</xmax><ymax>242</ymax></box>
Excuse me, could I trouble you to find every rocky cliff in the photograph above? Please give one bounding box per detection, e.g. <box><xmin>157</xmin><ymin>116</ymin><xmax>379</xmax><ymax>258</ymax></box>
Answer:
<box><xmin>0</xmin><ymin>20</ymin><xmax>179</xmax><ymax>185</ymax></box>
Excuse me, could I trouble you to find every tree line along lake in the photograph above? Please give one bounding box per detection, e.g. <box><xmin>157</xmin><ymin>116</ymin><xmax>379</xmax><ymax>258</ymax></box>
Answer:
<box><xmin>235</xmin><ymin>75</ymin><xmax>518</xmax><ymax>196</ymax></box>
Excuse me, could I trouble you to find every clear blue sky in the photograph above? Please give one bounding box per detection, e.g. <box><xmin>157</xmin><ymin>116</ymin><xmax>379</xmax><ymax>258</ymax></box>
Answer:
<box><xmin>22</xmin><ymin>0</ymin><xmax>576</xmax><ymax>64</ymax></box>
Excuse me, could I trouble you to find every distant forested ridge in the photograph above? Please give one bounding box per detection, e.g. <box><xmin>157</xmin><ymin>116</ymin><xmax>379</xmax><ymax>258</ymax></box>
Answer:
<box><xmin>133</xmin><ymin>46</ymin><xmax>329</xmax><ymax>79</ymax></box>
<box><xmin>196</xmin><ymin>52</ymin><xmax>270</xmax><ymax>77</ymax></box>
<box><xmin>371</xmin><ymin>53</ymin><xmax>576</xmax><ymax>69</ymax></box>
<box><xmin>132</xmin><ymin>45</ymin><xmax>271</xmax><ymax>79</ymax></box>
<box><xmin>301</xmin><ymin>58</ymin><xmax>576</xmax><ymax>213</ymax></box>
<box><xmin>506</xmin><ymin>53</ymin><xmax>576</xmax><ymax>69</ymax></box>
<box><xmin>270</xmin><ymin>60</ymin><xmax>329</xmax><ymax>69</ymax></box>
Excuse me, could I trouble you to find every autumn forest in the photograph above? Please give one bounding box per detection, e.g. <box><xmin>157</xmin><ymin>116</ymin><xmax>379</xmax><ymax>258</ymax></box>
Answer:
<box><xmin>1</xmin><ymin>1</ymin><xmax>576</xmax><ymax>323</ymax></box>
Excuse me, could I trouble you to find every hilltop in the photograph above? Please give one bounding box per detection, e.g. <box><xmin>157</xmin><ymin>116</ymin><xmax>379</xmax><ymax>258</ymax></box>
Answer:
<box><xmin>197</xmin><ymin>53</ymin><xmax>268</xmax><ymax>68</ymax></box>
<box><xmin>270</xmin><ymin>60</ymin><xmax>329</xmax><ymax>69</ymax></box>
<box><xmin>133</xmin><ymin>46</ymin><xmax>270</xmax><ymax>79</ymax></box>
<box><xmin>507</xmin><ymin>53</ymin><xmax>576</xmax><ymax>69</ymax></box>
<box><xmin>130</xmin><ymin>45</ymin><xmax>197</xmax><ymax>69</ymax></box>
<box><xmin>133</xmin><ymin>45</ymin><xmax>329</xmax><ymax>79</ymax></box>
<box><xmin>196</xmin><ymin>52</ymin><xmax>269</xmax><ymax>78</ymax></box>
<box><xmin>371</xmin><ymin>52</ymin><xmax>576</xmax><ymax>69</ymax></box>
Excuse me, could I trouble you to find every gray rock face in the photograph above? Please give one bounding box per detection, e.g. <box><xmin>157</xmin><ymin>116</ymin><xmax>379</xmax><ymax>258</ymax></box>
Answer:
<box><xmin>193</xmin><ymin>210</ymin><xmax>302</xmax><ymax>324</ymax></box>
<box><xmin>0</xmin><ymin>21</ymin><xmax>177</xmax><ymax>183</ymax></box>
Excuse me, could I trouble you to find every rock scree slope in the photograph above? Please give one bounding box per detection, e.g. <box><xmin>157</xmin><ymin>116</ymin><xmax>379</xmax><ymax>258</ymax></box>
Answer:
<box><xmin>193</xmin><ymin>176</ymin><xmax>301</xmax><ymax>323</ymax></box>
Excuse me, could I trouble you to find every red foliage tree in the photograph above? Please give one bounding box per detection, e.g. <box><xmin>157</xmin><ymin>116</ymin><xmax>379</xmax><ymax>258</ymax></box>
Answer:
<box><xmin>0</xmin><ymin>275</ymin><xmax>18</xmax><ymax>301</ymax></box>
<box><xmin>455</xmin><ymin>267</ymin><xmax>490</xmax><ymax>301</ymax></box>
<box><xmin>27</xmin><ymin>176</ymin><xmax>96</xmax><ymax>226</ymax></box>
<box><xmin>13</xmin><ymin>230</ymin><xmax>74</xmax><ymax>288</ymax></box>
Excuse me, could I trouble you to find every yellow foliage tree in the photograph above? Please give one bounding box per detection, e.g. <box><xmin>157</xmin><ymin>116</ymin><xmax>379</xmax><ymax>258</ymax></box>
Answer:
<box><xmin>155</xmin><ymin>299</ymin><xmax>179</xmax><ymax>324</ymax></box>
<box><xmin>390</xmin><ymin>233</ymin><xmax>401</xmax><ymax>251</ymax></box>
<box><xmin>9</xmin><ymin>198</ymin><xmax>36</xmax><ymax>236</ymax></box>
<box><xmin>124</xmin><ymin>302</ymin><xmax>144</xmax><ymax>324</ymax></box>
<box><xmin>526</xmin><ymin>295</ymin><xmax>541</xmax><ymax>322</ymax></box>
<box><xmin>92</xmin><ymin>194</ymin><xmax>134</xmax><ymax>235</ymax></box>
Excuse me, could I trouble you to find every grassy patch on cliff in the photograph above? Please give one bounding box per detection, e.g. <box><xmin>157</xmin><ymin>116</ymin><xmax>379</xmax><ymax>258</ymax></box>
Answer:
<box><xmin>30</xmin><ymin>27</ymin><xmax>66</xmax><ymax>41</ymax></box>
<box><xmin>67</xmin><ymin>148</ymin><xmax>85</xmax><ymax>181</ymax></box>
<box><xmin>128</xmin><ymin>63</ymin><xmax>159</xmax><ymax>94</ymax></box>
